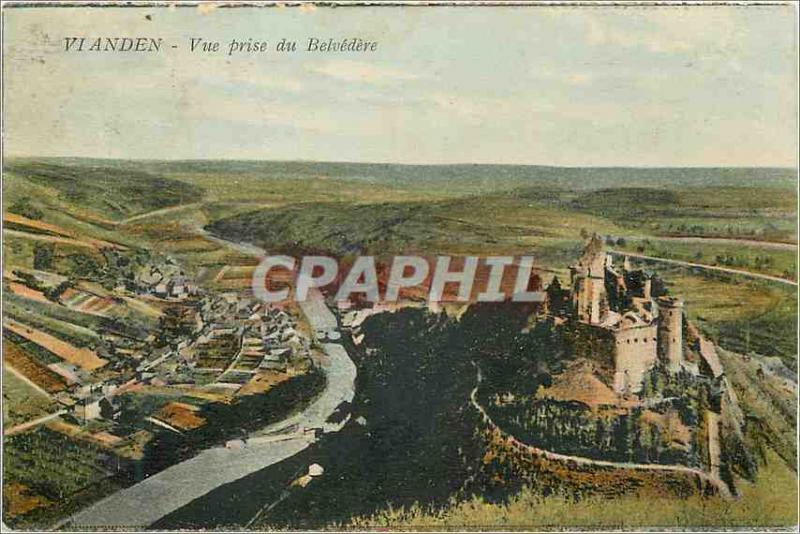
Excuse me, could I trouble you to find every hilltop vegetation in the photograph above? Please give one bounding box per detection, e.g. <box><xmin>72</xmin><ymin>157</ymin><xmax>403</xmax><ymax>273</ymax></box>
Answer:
<box><xmin>9</xmin><ymin>157</ymin><xmax>797</xmax><ymax>196</ymax></box>
<box><xmin>4</xmin><ymin>160</ymin><xmax>204</xmax><ymax>221</ymax></box>
<box><xmin>98</xmin><ymin>159</ymin><xmax>798</xmax><ymax>193</ymax></box>
<box><xmin>204</xmin><ymin>195</ymin><xmax>624</xmax><ymax>259</ymax></box>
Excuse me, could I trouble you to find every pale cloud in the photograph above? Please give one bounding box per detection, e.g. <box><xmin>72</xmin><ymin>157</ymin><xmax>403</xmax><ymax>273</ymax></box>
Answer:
<box><xmin>182</xmin><ymin>92</ymin><xmax>338</xmax><ymax>133</ymax></box>
<box><xmin>309</xmin><ymin>59</ymin><xmax>419</xmax><ymax>84</ymax></box>
<box><xmin>566</xmin><ymin>72</ymin><xmax>591</xmax><ymax>85</ymax></box>
<box><xmin>583</xmin><ymin>9</ymin><xmax>745</xmax><ymax>54</ymax></box>
<box><xmin>2</xmin><ymin>5</ymin><xmax>796</xmax><ymax>166</ymax></box>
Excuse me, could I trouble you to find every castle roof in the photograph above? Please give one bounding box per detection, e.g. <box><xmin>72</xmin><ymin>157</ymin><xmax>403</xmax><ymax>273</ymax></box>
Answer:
<box><xmin>580</xmin><ymin>233</ymin><xmax>604</xmax><ymax>262</ymax></box>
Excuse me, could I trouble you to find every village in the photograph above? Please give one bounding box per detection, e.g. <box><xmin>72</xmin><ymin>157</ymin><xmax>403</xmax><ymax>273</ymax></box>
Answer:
<box><xmin>3</xmin><ymin>236</ymin><xmax>318</xmax><ymax>488</ymax></box>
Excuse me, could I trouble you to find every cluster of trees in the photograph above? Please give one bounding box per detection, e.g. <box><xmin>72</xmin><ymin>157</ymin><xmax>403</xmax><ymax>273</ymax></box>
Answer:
<box><xmin>8</xmin><ymin>197</ymin><xmax>44</xmax><ymax>220</ymax></box>
<box><xmin>4</xmin><ymin>427</ymin><xmax>109</xmax><ymax>501</ymax></box>
<box><xmin>26</xmin><ymin>245</ymin><xmax>149</xmax><ymax>297</ymax></box>
<box><xmin>32</xmin><ymin>243</ymin><xmax>55</xmax><ymax>271</ymax></box>
<box><xmin>30</xmin><ymin>242</ymin><xmax>155</xmax><ymax>294</ymax></box>
<box><xmin>63</xmin><ymin>249</ymin><xmax>152</xmax><ymax>291</ymax></box>
<box><xmin>605</xmin><ymin>236</ymin><xmax>627</xmax><ymax>247</ymax></box>
<box><xmin>658</xmin><ymin>222</ymin><xmax>783</xmax><ymax>239</ymax></box>
<box><xmin>489</xmin><ymin>396</ymin><xmax>699</xmax><ymax>467</ymax></box>
<box><xmin>714</xmin><ymin>254</ymin><xmax>759</xmax><ymax>269</ymax></box>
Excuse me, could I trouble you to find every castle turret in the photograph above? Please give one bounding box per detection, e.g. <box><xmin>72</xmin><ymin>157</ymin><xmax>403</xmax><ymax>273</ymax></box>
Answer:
<box><xmin>658</xmin><ymin>296</ymin><xmax>683</xmax><ymax>372</ymax></box>
<box><xmin>571</xmin><ymin>234</ymin><xmax>609</xmax><ymax>324</ymax></box>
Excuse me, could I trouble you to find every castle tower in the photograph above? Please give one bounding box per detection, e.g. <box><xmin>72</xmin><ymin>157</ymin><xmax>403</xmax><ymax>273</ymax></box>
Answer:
<box><xmin>642</xmin><ymin>276</ymin><xmax>652</xmax><ymax>300</ymax></box>
<box><xmin>658</xmin><ymin>296</ymin><xmax>684</xmax><ymax>372</ymax></box>
<box><xmin>571</xmin><ymin>234</ymin><xmax>608</xmax><ymax>324</ymax></box>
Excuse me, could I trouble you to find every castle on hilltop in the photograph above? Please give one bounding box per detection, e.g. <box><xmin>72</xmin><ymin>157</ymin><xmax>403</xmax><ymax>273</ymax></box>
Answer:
<box><xmin>545</xmin><ymin>234</ymin><xmax>688</xmax><ymax>395</ymax></box>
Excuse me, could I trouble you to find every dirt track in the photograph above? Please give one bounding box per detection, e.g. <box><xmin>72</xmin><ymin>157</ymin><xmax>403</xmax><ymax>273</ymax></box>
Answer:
<box><xmin>609</xmin><ymin>250</ymin><xmax>797</xmax><ymax>287</ymax></box>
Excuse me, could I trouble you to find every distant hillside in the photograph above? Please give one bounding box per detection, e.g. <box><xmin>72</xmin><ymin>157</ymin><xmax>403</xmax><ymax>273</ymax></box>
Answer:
<box><xmin>559</xmin><ymin>186</ymin><xmax>797</xmax><ymax>242</ymax></box>
<box><xmin>205</xmin><ymin>200</ymin><xmax>495</xmax><ymax>257</ymax></box>
<box><xmin>13</xmin><ymin>158</ymin><xmax>797</xmax><ymax>194</ymax></box>
<box><xmin>4</xmin><ymin>160</ymin><xmax>205</xmax><ymax>221</ymax></box>
<box><xmin>203</xmin><ymin>195</ymin><xmax>624</xmax><ymax>258</ymax></box>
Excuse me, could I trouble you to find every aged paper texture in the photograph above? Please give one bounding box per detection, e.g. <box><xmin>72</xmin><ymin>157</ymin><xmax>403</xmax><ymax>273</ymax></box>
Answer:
<box><xmin>1</xmin><ymin>1</ymin><xmax>798</xmax><ymax>531</ymax></box>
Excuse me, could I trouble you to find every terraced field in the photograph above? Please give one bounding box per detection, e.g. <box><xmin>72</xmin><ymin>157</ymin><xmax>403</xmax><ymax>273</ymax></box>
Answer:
<box><xmin>4</xmin><ymin>319</ymin><xmax>107</xmax><ymax>371</ymax></box>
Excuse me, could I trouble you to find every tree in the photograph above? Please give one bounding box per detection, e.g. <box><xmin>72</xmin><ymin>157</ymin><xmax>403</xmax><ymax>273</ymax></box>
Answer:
<box><xmin>64</xmin><ymin>253</ymin><xmax>101</xmax><ymax>278</ymax></box>
<box><xmin>33</xmin><ymin>243</ymin><xmax>55</xmax><ymax>270</ymax></box>
<box><xmin>45</xmin><ymin>280</ymin><xmax>71</xmax><ymax>301</ymax></box>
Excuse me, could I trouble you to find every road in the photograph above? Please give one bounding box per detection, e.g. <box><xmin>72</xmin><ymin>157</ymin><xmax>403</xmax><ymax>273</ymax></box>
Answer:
<box><xmin>64</xmin><ymin>255</ymin><xmax>355</xmax><ymax>530</ymax></box>
<box><xmin>610</xmin><ymin>250</ymin><xmax>797</xmax><ymax>287</ymax></box>
<box><xmin>3</xmin><ymin>229</ymin><xmax>100</xmax><ymax>250</ymax></box>
<box><xmin>117</xmin><ymin>202</ymin><xmax>204</xmax><ymax>225</ymax></box>
<box><xmin>196</xmin><ymin>227</ymin><xmax>267</xmax><ymax>257</ymax></box>
<box><xmin>629</xmin><ymin>235</ymin><xmax>797</xmax><ymax>251</ymax></box>
<box><xmin>4</xmin><ymin>410</ymin><xmax>67</xmax><ymax>437</ymax></box>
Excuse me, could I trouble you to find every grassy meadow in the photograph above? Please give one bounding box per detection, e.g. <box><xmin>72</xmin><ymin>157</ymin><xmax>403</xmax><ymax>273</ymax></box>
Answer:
<box><xmin>617</xmin><ymin>238</ymin><xmax>797</xmax><ymax>280</ymax></box>
<box><xmin>350</xmin><ymin>450</ymin><xmax>797</xmax><ymax>530</ymax></box>
<box><xmin>2</xmin><ymin>367</ymin><xmax>55</xmax><ymax>427</ymax></box>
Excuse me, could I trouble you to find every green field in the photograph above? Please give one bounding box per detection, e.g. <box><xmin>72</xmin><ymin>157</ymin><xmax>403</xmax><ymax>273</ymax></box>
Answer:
<box><xmin>617</xmin><ymin>238</ymin><xmax>796</xmax><ymax>280</ymax></box>
<box><xmin>204</xmin><ymin>195</ymin><xmax>626</xmax><ymax>257</ymax></box>
<box><xmin>565</xmin><ymin>186</ymin><xmax>796</xmax><ymax>243</ymax></box>
<box><xmin>350</xmin><ymin>449</ymin><xmax>797</xmax><ymax>530</ymax></box>
<box><xmin>2</xmin><ymin>367</ymin><xmax>55</xmax><ymax>427</ymax></box>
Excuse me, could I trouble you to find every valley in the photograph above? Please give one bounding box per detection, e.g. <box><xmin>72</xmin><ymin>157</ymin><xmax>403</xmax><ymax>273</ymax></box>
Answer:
<box><xmin>1</xmin><ymin>158</ymin><xmax>797</xmax><ymax>529</ymax></box>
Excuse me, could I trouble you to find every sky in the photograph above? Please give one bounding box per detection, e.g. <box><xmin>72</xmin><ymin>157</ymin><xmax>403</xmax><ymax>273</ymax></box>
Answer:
<box><xmin>2</xmin><ymin>3</ymin><xmax>798</xmax><ymax>166</ymax></box>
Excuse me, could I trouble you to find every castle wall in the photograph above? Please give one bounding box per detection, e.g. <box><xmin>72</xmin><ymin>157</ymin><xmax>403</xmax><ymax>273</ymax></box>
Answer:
<box><xmin>613</xmin><ymin>324</ymin><xmax>658</xmax><ymax>394</ymax></box>
<box><xmin>570</xmin><ymin>323</ymin><xmax>616</xmax><ymax>373</ymax></box>
<box><xmin>706</xmin><ymin>410</ymin><xmax>722</xmax><ymax>479</ymax></box>
<box><xmin>573</xmin><ymin>275</ymin><xmax>606</xmax><ymax>324</ymax></box>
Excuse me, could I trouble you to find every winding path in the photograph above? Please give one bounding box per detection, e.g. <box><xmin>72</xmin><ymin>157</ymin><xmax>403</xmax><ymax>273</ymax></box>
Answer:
<box><xmin>469</xmin><ymin>367</ymin><xmax>731</xmax><ymax>498</ymax></box>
